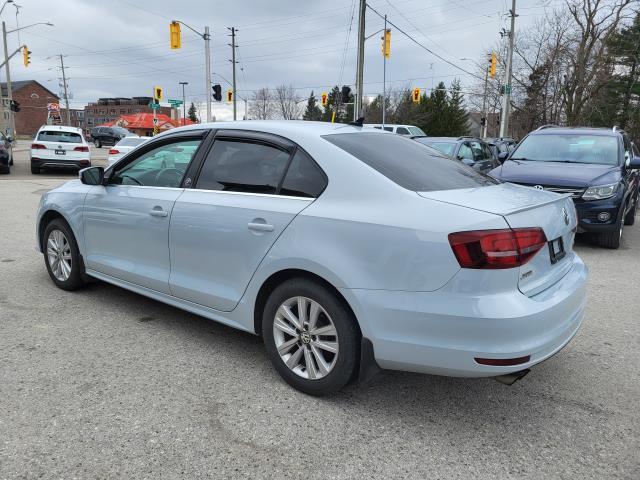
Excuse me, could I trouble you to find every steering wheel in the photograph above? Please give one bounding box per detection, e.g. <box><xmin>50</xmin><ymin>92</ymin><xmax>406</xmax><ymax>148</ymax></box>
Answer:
<box><xmin>154</xmin><ymin>168</ymin><xmax>183</xmax><ymax>187</ymax></box>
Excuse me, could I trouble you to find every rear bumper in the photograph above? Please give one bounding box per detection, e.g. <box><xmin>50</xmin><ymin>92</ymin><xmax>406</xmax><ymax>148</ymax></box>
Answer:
<box><xmin>31</xmin><ymin>157</ymin><xmax>90</xmax><ymax>169</ymax></box>
<box><xmin>342</xmin><ymin>253</ymin><xmax>588</xmax><ymax>377</ymax></box>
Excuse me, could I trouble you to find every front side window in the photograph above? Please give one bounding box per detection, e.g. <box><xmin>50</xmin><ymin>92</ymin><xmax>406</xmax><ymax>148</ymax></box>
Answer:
<box><xmin>323</xmin><ymin>132</ymin><xmax>496</xmax><ymax>192</ymax></box>
<box><xmin>511</xmin><ymin>134</ymin><xmax>620</xmax><ymax>165</ymax></box>
<box><xmin>458</xmin><ymin>143</ymin><xmax>474</xmax><ymax>160</ymax></box>
<box><xmin>196</xmin><ymin>139</ymin><xmax>291</xmax><ymax>194</ymax></box>
<box><xmin>110</xmin><ymin>138</ymin><xmax>202</xmax><ymax>188</ymax></box>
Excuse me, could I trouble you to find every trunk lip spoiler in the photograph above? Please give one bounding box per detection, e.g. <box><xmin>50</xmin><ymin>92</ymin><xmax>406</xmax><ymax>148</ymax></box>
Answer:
<box><xmin>416</xmin><ymin>190</ymin><xmax>572</xmax><ymax>216</ymax></box>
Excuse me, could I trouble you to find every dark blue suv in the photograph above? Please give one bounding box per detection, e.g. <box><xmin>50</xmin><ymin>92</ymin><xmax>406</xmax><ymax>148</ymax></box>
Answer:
<box><xmin>490</xmin><ymin>126</ymin><xmax>640</xmax><ymax>248</ymax></box>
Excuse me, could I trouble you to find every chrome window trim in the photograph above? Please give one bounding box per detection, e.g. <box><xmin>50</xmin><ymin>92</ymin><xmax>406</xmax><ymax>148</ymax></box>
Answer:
<box><xmin>103</xmin><ymin>184</ymin><xmax>314</xmax><ymax>200</ymax></box>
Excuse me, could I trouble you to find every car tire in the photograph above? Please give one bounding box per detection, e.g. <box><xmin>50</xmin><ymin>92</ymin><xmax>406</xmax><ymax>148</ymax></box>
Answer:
<box><xmin>624</xmin><ymin>195</ymin><xmax>637</xmax><ymax>226</ymax></box>
<box><xmin>94</xmin><ymin>139</ymin><xmax>101</xmax><ymax>148</ymax></box>
<box><xmin>31</xmin><ymin>165</ymin><xmax>40</xmax><ymax>174</ymax></box>
<box><xmin>42</xmin><ymin>218</ymin><xmax>86</xmax><ymax>291</ymax></box>
<box><xmin>262</xmin><ymin>278</ymin><xmax>360</xmax><ymax>396</ymax></box>
<box><xmin>0</xmin><ymin>165</ymin><xmax>9</xmax><ymax>174</ymax></box>
<box><xmin>9</xmin><ymin>156</ymin><xmax>13</xmax><ymax>166</ymax></box>
<box><xmin>597</xmin><ymin>216</ymin><xmax>623</xmax><ymax>249</ymax></box>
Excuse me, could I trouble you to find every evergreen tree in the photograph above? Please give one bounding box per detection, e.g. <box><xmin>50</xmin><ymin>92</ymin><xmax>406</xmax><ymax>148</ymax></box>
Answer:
<box><xmin>422</xmin><ymin>82</ymin><xmax>449</xmax><ymax>135</ymax></box>
<box><xmin>446</xmin><ymin>79</ymin><xmax>469</xmax><ymax>136</ymax></box>
<box><xmin>187</xmin><ymin>102</ymin><xmax>198</xmax><ymax>123</ymax></box>
<box><xmin>302</xmin><ymin>91</ymin><xmax>323</xmax><ymax>121</ymax></box>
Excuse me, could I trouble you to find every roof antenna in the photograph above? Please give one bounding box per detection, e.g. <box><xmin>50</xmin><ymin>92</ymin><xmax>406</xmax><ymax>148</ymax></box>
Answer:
<box><xmin>349</xmin><ymin>116</ymin><xmax>365</xmax><ymax>127</ymax></box>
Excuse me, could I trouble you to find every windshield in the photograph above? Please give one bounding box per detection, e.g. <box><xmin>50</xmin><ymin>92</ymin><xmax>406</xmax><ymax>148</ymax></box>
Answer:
<box><xmin>323</xmin><ymin>133</ymin><xmax>496</xmax><ymax>192</ymax></box>
<box><xmin>116</xmin><ymin>137</ymin><xmax>147</xmax><ymax>147</ymax></box>
<box><xmin>415</xmin><ymin>139</ymin><xmax>456</xmax><ymax>157</ymax></box>
<box><xmin>408</xmin><ymin>126</ymin><xmax>426</xmax><ymax>136</ymax></box>
<box><xmin>37</xmin><ymin>131</ymin><xmax>83</xmax><ymax>143</ymax></box>
<box><xmin>512</xmin><ymin>134</ymin><xmax>620</xmax><ymax>165</ymax></box>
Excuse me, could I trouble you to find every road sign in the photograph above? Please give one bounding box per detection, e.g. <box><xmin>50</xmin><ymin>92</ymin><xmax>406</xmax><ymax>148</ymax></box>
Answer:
<box><xmin>168</xmin><ymin>99</ymin><xmax>183</xmax><ymax>106</ymax></box>
<box><xmin>148</xmin><ymin>102</ymin><xmax>161</xmax><ymax>110</ymax></box>
<box><xmin>503</xmin><ymin>84</ymin><xmax>512</xmax><ymax>94</ymax></box>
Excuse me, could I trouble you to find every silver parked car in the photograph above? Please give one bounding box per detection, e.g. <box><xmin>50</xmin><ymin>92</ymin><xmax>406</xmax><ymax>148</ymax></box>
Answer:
<box><xmin>36</xmin><ymin>121</ymin><xmax>587</xmax><ymax>395</ymax></box>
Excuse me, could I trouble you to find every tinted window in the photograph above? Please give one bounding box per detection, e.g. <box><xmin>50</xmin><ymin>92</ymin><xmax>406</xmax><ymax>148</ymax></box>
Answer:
<box><xmin>396</xmin><ymin>127</ymin><xmax>410</xmax><ymax>135</ymax></box>
<box><xmin>280</xmin><ymin>149</ymin><xmax>327</xmax><ymax>197</ymax></box>
<box><xmin>116</xmin><ymin>137</ymin><xmax>148</xmax><ymax>147</ymax></box>
<box><xmin>458</xmin><ymin>143</ymin><xmax>474</xmax><ymax>160</ymax></box>
<box><xmin>37</xmin><ymin>131</ymin><xmax>82</xmax><ymax>143</ymax></box>
<box><xmin>416</xmin><ymin>139</ymin><xmax>455</xmax><ymax>156</ymax></box>
<box><xmin>323</xmin><ymin>133</ymin><xmax>496</xmax><ymax>192</ymax></box>
<box><xmin>196</xmin><ymin>140</ymin><xmax>291</xmax><ymax>194</ymax></box>
<box><xmin>383</xmin><ymin>127</ymin><xmax>393</xmax><ymax>132</ymax></box>
<box><xmin>512</xmin><ymin>134</ymin><xmax>620</xmax><ymax>165</ymax></box>
<box><xmin>110</xmin><ymin>139</ymin><xmax>201</xmax><ymax>187</ymax></box>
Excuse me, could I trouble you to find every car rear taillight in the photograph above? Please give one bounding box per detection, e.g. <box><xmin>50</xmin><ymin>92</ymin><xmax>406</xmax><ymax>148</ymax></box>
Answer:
<box><xmin>448</xmin><ymin>228</ymin><xmax>547</xmax><ymax>269</ymax></box>
<box><xmin>74</xmin><ymin>146</ymin><xmax>89</xmax><ymax>152</ymax></box>
<box><xmin>31</xmin><ymin>143</ymin><xmax>46</xmax><ymax>149</ymax></box>
<box><xmin>108</xmin><ymin>149</ymin><xmax>119</xmax><ymax>155</ymax></box>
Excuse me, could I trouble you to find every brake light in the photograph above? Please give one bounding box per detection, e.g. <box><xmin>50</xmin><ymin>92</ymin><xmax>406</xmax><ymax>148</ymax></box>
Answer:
<box><xmin>31</xmin><ymin>143</ymin><xmax>46</xmax><ymax>149</ymax></box>
<box><xmin>108</xmin><ymin>149</ymin><xmax>119</xmax><ymax>155</ymax></box>
<box><xmin>74</xmin><ymin>146</ymin><xmax>89</xmax><ymax>152</ymax></box>
<box><xmin>448</xmin><ymin>228</ymin><xmax>547</xmax><ymax>269</ymax></box>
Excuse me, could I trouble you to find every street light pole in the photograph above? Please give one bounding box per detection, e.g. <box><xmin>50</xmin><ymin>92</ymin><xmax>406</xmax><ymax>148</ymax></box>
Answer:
<box><xmin>354</xmin><ymin>0</ymin><xmax>366</xmax><ymax>121</ymax></box>
<box><xmin>59</xmin><ymin>54</ymin><xmax>71</xmax><ymax>126</ymax></box>
<box><xmin>204</xmin><ymin>26</ymin><xmax>211</xmax><ymax>122</ymax></box>
<box><xmin>382</xmin><ymin>14</ymin><xmax>387</xmax><ymax>127</ymax></box>
<box><xmin>499</xmin><ymin>0</ymin><xmax>517</xmax><ymax>138</ymax></box>
<box><xmin>179</xmin><ymin>81</ymin><xmax>188</xmax><ymax>124</ymax></box>
<box><xmin>2</xmin><ymin>21</ymin><xmax>14</xmax><ymax>136</ymax></box>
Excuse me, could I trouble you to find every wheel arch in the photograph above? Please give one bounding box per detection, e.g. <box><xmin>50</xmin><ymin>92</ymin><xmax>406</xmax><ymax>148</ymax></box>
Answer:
<box><xmin>252</xmin><ymin>268</ymin><xmax>360</xmax><ymax>337</ymax></box>
<box><xmin>38</xmin><ymin>209</ymin><xmax>73</xmax><ymax>251</ymax></box>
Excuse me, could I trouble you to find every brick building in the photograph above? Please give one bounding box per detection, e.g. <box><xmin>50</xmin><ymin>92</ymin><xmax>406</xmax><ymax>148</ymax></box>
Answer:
<box><xmin>83</xmin><ymin>97</ymin><xmax>175</xmax><ymax>134</ymax></box>
<box><xmin>1</xmin><ymin>80</ymin><xmax>59</xmax><ymax>137</ymax></box>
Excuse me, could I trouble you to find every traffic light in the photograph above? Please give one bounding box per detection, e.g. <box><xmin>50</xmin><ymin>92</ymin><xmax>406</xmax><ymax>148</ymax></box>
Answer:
<box><xmin>489</xmin><ymin>52</ymin><xmax>497</xmax><ymax>78</ymax></box>
<box><xmin>412</xmin><ymin>87</ymin><xmax>421</xmax><ymax>103</ymax></box>
<box><xmin>341</xmin><ymin>85</ymin><xmax>351</xmax><ymax>103</ymax></box>
<box><xmin>321</xmin><ymin>92</ymin><xmax>328</xmax><ymax>107</ymax></box>
<box><xmin>212</xmin><ymin>84</ymin><xmax>222</xmax><ymax>101</ymax></box>
<box><xmin>226</xmin><ymin>89</ymin><xmax>233</xmax><ymax>103</ymax></box>
<box><xmin>480</xmin><ymin>117</ymin><xmax>486</xmax><ymax>127</ymax></box>
<box><xmin>381</xmin><ymin>29</ymin><xmax>391</xmax><ymax>58</ymax></box>
<box><xmin>153</xmin><ymin>86</ymin><xmax>163</xmax><ymax>101</ymax></box>
<box><xmin>23</xmin><ymin>46</ymin><xmax>31</xmax><ymax>67</ymax></box>
<box><xmin>170</xmin><ymin>22</ymin><xmax>181</xmax><ymax>49</ymax></box>
<box><xmin>10</xmin><ymin>100</ymin><xmax>20</xmax><ymax>112</ymax></box>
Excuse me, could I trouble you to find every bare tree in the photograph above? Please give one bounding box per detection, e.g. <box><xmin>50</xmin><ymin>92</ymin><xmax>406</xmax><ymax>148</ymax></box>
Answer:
<box><xmin>274</xmin><ymin>84</ymin><xmax>302</xmax><ymax>120</ymax></box>
<box><xmin>248</xmin><ymin>88</ymin><xmax>275</xmax><ymax>120</ymax></box>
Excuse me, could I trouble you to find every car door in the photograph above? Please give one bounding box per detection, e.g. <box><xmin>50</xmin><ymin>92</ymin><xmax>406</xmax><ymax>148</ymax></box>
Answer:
<box><xmin>168</xmin><ymin>130</ymin><xmax>325</xmax><ymax>311</ymax></box>
<box><xmin>83</xmin><ymin>132</ymin><xmax>206</xmax><ymax>293</ymax></box>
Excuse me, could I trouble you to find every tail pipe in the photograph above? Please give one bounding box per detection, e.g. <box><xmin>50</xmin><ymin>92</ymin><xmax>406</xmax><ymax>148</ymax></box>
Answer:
<box><xmin>494</xmin><ymin>368</ymin><xmax>530</xmax><ymax>386</ymax></box>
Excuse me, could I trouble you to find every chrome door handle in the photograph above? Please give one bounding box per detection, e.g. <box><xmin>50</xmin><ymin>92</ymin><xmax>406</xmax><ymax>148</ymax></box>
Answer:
<box><xmin>149</xmin><ymin>208</ymin><xmax>168</xmax><ymax>218</ymax></box>
<box><xmin>248</xmin><ymin>222</ymin><xmax>274</xmax><ymax>232</ymax></box>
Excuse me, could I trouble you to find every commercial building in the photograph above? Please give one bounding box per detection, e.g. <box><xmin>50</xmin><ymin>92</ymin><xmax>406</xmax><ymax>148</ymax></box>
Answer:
<box><xmin>83</xmin><ymin>97</ymin><xmax>175</xmax><ymax>134</ymax></box>
<box><xmin>1</xmin><ymin>80</ymin><xmax>60</xmax><ymax>137</ymax></box>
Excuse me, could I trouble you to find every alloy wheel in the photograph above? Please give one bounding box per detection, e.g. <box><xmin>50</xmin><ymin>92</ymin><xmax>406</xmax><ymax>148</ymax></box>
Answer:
<box><xmin>272</xmin><ymin>296</ymin><xmax>339</xmax><ymax>380</ymax></box>
<box><xmin>47</xmin><ymin>229</ymin><xmax>72</xmax><ymax>281</ymax></box>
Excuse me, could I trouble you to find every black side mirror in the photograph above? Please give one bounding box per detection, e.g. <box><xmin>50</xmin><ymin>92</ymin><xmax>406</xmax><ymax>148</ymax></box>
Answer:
<box><xmin>628</xmin><ymin>156</ymin><xmax>640</xmax><ymax>169</ymax></box>
<box><xmin>79</xmin><ymin>166</ymin><xmax>104</xmax><ymax>185</ymax></box>
<box><xmin>498</xmin><ymin>151</ymin><xmax>509</xmax><ymax>163</ymax></box>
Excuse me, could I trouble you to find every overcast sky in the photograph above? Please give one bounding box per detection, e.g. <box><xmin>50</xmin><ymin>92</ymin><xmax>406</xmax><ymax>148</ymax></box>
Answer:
<box><xmin>4</xmin><ymin>0</ymin><xmax>559</xmax><ymax>120</ymax></box>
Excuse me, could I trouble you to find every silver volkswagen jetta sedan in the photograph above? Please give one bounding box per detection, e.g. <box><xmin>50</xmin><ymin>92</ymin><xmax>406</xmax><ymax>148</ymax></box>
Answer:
<box><xmin>37</xmin><ymin>121</ymin><xmax>587</xmax><ymax>395</ymax></box>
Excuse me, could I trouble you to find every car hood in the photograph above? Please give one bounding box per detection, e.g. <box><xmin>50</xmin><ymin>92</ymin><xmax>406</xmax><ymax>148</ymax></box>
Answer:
<box><xmin>489</xmin><ymin>160</ymin><xmax>620</xmax><ymax>187</ymax></box>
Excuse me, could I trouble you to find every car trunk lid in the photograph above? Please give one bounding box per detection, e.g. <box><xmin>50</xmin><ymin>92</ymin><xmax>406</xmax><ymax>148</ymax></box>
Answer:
<box><xmin>418</xmin><ymin>183</ymin><xmax>577</xmax><ymax>296</ymax></box>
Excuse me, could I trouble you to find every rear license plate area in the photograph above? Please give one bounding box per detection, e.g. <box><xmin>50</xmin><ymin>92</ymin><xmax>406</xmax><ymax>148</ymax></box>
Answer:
<box><xmin>55</xmin><ymin>149</ymin><xmax>65</xmax><ymax>155</ymax></box>
<box><xmin>548</xmin><ymin>237</ymin><xmax>565</xmax><ymax>264</ymax></box>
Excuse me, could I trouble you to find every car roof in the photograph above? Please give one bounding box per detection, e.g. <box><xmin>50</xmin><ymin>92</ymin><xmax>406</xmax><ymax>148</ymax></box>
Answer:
<box><xmin>531</xmin><ymin>126</ymin><xmax>621</xmax><ymax>137</ymax></box>
<box><xmin>159</xmin><ymin>120</ymin><xmax>392</xmax><ymax>144</ymax></box>
<box><xmin>38</xmin><ymin>125</ymin><xmax>83</xmax><ymax>133</ymax></box>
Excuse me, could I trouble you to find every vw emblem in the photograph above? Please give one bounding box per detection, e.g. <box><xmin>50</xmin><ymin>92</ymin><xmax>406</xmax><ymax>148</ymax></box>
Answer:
<box><xmin>300</xmin><ymin>331</ymin><xmax>311</xmax><ymax>344</ymax></box>
<box><xmin>534</xmin><ymin>185</ymin><xmax>544</xmax><ymax>190</ymax></box>
<box><xmin>562</xmin><ymin>207</ymin><xmax>570</xmax><ymax>225</ymax></box>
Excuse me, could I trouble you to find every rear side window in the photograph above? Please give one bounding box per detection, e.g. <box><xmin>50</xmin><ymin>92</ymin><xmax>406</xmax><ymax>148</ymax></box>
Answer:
<box><xmin>396</xmin><ymin>127</ymin><xmax>410</xmax><ymax>135</ymax></box>
<box><xmin>37</xmin><ymin>131</ymin><xmax>82</xmax><ymax>143</ymax></box>
<box><xmin>280</xmin><ymin>149</ymin><xmax>327</xmax><ymax>197</ymax></box>
<box><xmin>196</xmin><ymin>140</ymin><xmax>291</xmax><ymax>194</ymax></box>
<box><xmin>323</xmin><ymin>133</ymin><xmax>496</xmax><ymax>192</ymax></box>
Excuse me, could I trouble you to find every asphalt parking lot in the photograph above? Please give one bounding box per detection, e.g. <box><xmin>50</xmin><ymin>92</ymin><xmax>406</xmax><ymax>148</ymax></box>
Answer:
<box><xmin>1</xmin><ymin>143</ymin><xmax>639</xmax><ymax>479</ymax></box>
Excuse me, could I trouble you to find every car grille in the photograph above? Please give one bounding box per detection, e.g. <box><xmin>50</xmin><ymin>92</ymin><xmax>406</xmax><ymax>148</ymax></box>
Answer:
<box><xmin>515</xmin><ymin>184</ymin><xmax>585</xmax><ymax>199</ymax></box>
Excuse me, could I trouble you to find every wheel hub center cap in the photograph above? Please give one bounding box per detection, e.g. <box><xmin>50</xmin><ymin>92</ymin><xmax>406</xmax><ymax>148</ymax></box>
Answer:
<box><xmin>300</xmin><ymin>331</ymin><xmax>311</xmax><ymax>344</ymax></box>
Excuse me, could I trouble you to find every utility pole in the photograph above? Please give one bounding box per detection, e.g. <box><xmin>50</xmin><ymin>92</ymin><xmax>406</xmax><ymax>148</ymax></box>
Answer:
<box><xmin>204</xmin><ymin>26</ymin><xmax>211</xmax><ymax>122</ymax></box>
<box><xmin>179</xmin><ymin>81</ymin><xmax>188</xmax><ymax>123</ymax></box>
<box><xmin>481</xmin><ymin>55</ymin><xmax>489</xmax><ymax>139</ymax></box>
<box><xmin>354</xmin><ymin>0</ymin><xmax>366</xmax><ymax>120</ymax></box>
<box><xmin>228</xmin><ymin>27</ymin><xmax>237</xmax><ymax>121</ymax></box>
<box><xmin>499</xmin><ymin>0</ymin><xmax>516</xmax><ymax>138</ymax></box>
<box><xmin>382</xmin><ymin>14</ymin><xmax>387</xmax><ymax>127</ymax></box>
<box><xmin>59</xmin><ymin>54</ymin><xmax>71</xmax><ymax>126</ymax></box>
<box><xmin>2</xmin><ymin>21</ymin><xmax>14</xmax><ymax>137</ymax></box>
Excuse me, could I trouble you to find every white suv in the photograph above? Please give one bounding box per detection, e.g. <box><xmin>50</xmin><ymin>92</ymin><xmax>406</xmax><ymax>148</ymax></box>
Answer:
<box><xmin>363</xmin><ymin>124</ymin><xmax>426</xmax><ymax>136</ymax></box>
<box><xmin>31</xmin><ymin>126</ymin><xmax>91</xmax><ymax>174</ymax></box>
